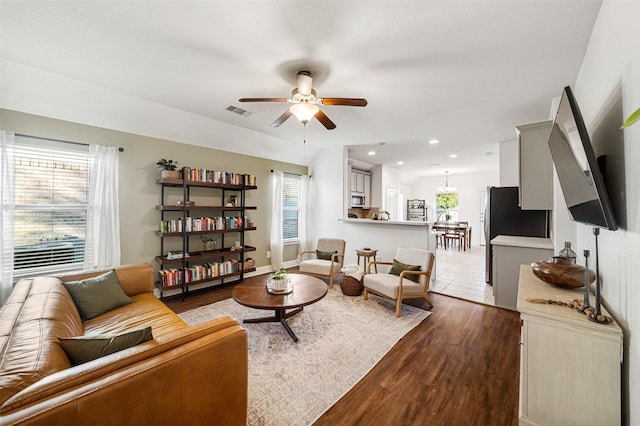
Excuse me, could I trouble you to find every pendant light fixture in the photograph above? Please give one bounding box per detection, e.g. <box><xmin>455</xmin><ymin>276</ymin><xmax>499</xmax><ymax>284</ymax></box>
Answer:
<box><xmin>437</xmin><ymin>171</ymin><xmax>456</xmax><ymax>193</ymax></box>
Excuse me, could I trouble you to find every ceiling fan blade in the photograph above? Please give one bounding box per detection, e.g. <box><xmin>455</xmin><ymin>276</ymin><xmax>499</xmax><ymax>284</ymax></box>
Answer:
<box><xmin>296</xmin><ymin>71</ymin><xmax>313</xmax><ymax>96</ymax></box>
<box><xmin>271</xmin><ymin>110</ymin><xmax>293</xmax><ymax>127</ymax></box>
<box><xmin>315</xmin><ymin>109</ymin><xmax>337</xmax><ymax>130</ymax></box>
<box><xmin>320</xmin><ymin>98</ymin><xmax>368</xmax><ymax>107</ymax></box>
<box><xmin>239</xmin><ymin>98</ymin><xmax>288</xmax><ymax>103</ymax></box>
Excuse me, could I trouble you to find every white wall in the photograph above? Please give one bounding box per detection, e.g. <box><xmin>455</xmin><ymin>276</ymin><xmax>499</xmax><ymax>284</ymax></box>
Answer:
<box><xmin>499</xmin><ymin>139</ymin><xmax>519</xmax><ymax>186</ymax></box>
<box><xmin>412</xmin><ymin>172</ymin><xmax>499</xmax><ymax>245</ymax></box>
<box><xmin>309</xmin><ymin>146</ymin><xmax>435</xmax><ymax>267</ymax></box>
<box><xmin>569</xmin><ymin>2</ymin><xmax>640</xmax><ymax>423</ymax></box>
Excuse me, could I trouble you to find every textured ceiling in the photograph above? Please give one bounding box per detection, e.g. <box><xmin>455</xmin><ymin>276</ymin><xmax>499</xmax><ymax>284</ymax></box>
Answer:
<box><xmin>1</xmin><ymin>1</ymin><xmax>602</xmax><ymax>182</ymax></box>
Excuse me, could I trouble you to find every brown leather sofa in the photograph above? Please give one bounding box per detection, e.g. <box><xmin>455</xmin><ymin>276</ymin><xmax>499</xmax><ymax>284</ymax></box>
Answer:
<box><xmin>0</xmin><ymin>263</ymin><xmax>248</xmax><ymax>425</ymax></box>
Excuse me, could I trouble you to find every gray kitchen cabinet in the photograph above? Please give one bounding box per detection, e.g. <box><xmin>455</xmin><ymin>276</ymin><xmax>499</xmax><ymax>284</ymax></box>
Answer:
<box><xmin>491</xmin><ymin>235</ymin><xmax>553</xmax><ymax>311</ymax></box>
<box><xmin>516</xmin><ymin>121</ymin><xmax>553</xmax><ymax>210</ymax></box>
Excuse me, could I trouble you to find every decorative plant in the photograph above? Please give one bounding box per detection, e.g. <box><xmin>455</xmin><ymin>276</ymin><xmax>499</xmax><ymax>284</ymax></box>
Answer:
<box><xmin>201</xmin><ymin>235</ymin><xmax>216</xmax><ymax>243</ymax></box>
<box><xmin>622</xmin><ymin>108</ymin><xmax>640</xmax><ymax>128</ymax></box>
<box><xmin>381</xmin><ymin>210</ymin><xmax>391</xmax><ymax>219</ymax></box>
<box><xmin>271</xmin><ymin>268</ymin><xmax>288</xmax><ymax>280</ymax></box>
<box><xmin>156</xmin><ymin>159</ymin><xmax>179</xmax><ymax>171</ymax></box>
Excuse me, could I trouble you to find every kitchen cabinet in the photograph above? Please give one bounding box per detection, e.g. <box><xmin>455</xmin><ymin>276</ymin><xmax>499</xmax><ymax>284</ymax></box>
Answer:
<box><xmin>350</xmin><ymin>169</ymin><xmax>371</xmax><ymax>205</ymax></box>
<box><xmin>491</xmin><ymin>235</ymin><xmax>553</xmax><ymax>310</ymax></box>
<box><xmin>517</xmin><ymin>265</ymin><xmax>622</xmax><ymax>425</ymax></box>
<box><xmin>363</xmin><ymin>174</ymin><xmax>371</xmax><ymax>208</ymax></box>
<box><xmin>516</xmin><ymin>121</ymin><xmax>553</xmax><ymax>210</ymax></box>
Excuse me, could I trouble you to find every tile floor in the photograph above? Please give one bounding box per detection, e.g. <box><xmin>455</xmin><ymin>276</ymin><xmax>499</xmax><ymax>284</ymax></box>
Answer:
<box><xmin>431</xmin><ymin>244</ymin><xmax>495</xmax><ymax>306</ymax></box>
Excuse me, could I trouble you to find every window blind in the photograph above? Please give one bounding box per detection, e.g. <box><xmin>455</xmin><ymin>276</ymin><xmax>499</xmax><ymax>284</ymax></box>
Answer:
<box><xmin>282</xmin><ymin>174</ymin><xmax>300</xmax><ymax>240</ymax></box>
<box><xmin>13</xmin><ymin>142</ymin><xmax>90</xmax><ymax>275</ymax></box>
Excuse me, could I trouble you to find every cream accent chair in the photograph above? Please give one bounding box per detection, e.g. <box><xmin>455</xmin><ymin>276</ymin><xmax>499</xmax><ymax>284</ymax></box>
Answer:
<box><xmin>298</xmin><ymin>238</ymin><xmax>346</xmax><ymax>288</ymax></box>
<box><xmin>363</xmin><ymin>247</ymin><xmax>435</xmax><ymax>317</ymax></box>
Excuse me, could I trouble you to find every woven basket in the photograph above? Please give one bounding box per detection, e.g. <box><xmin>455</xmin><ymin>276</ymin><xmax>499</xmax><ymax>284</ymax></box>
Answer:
<box><xmin>341</xmin><ymin>273</ymin><xmax>364</xmax><ymax>296</ymax></box>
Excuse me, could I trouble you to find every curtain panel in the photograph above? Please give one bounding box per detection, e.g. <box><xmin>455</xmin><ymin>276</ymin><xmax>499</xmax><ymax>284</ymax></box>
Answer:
<box><xmin>0</xmin><ymin>131</ymin><xmax>16</xmax><ymax>305</ymax></box>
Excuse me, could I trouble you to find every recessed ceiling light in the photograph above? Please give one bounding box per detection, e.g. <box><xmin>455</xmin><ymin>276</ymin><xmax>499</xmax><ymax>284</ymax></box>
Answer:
<box><xmin>397</xmin><ymin>161</ymin><xmax>404</xmax><ymax>165</ymax></box>
<box><xmin>368</xmin><ymin>151</ymin><xmax>376</xmax><ymax>156</ymax></box>
<box><xmin>485</xmin><ymin>151</ymin><xmax>494</xmax><ymax>156</ymax></box>
<box><xmin>429</xmin><ymin>139</ymin><xmax>439</xmax><ymax>145</ymax></box>
<box><xmin>449</xmin><ymin>154</ymin><xmax>458</xmax><ymax>158</ymax></box>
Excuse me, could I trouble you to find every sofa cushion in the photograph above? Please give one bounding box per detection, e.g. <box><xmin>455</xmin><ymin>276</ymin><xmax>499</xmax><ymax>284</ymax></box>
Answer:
<box><xmin>63</xmin><ymin>270</ymin><xmax>133</xmax><ymax>321</ymax></box>
<box><xmin>58</xmin><ymin>327</ymin><xmax>154</xmax><ymax>365</ymax></box>
<box><xmin>389</xmin><ymin>259</ymin><xmax>421</xmax><ymax>283</ymax></box>
<box><xmin>0</xmin><ymin>277</ymin><xmax>82</xmax><ymax>406</ymax></box>
<box><xmin>83</xmin><ymin>293</ymin><xmax>189</xmax><ymax>338</ymax></box>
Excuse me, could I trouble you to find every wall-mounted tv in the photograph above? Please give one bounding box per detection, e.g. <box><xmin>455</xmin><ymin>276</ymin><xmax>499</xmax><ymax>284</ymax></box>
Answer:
<box><xmin>547</xmin><ymin>86</ymin><xmax>617</xmax><ymax>231</ymax></box>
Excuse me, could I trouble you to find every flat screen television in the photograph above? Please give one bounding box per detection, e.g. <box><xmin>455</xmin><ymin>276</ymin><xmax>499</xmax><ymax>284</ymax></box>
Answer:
<box><xmin>547</xmin><ymin>86</ymin><xmax>617</xmax><ymax>231</ymax></box>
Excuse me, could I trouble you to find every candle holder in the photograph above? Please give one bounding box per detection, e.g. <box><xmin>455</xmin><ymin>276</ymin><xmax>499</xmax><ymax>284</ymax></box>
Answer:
<box><xmin>582</xmin><ymin>249</ymin><xmax>590</xmax><ymax>312</ymax></box>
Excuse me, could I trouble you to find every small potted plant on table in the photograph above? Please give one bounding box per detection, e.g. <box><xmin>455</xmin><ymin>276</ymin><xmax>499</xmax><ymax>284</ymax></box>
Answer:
<box><xmin>156</xmin><ymin>159</ymin><xmax>180</xmax><ymax>179</ymax></box>
<box><xmin>267</xmin><ymin>268</ymin><xmax>292</xmax><ymax>294</ymax></box>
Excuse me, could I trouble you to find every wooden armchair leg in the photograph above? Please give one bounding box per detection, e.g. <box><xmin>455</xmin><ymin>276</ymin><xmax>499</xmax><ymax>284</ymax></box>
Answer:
<box><xmin>424</xmin><ymin>293</ymin><xmax>434</xmax><ymax>308</ymax></box>
<box><xmin>363</xmin><ymin>288</ymin><xmax>369</xmax><ymax>300</ymax></box>
<box><xmin>395</xmin><ymin>299</ymin><xmax>402</xmax><ymax>317</ymax></box>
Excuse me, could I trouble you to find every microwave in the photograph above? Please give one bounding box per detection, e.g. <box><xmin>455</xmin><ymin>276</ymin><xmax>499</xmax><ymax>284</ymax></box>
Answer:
<box><xmin>351</xmin><ymin>195</ymin><xmax>365</xmax><ymax>207</ymax></box>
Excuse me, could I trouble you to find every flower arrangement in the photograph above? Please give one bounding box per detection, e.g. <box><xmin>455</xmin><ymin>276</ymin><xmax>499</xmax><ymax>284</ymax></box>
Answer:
<box><xmin>156</xmin><ymin>159</ymin><xmax>179</xmax><ymax>171</ymax></box>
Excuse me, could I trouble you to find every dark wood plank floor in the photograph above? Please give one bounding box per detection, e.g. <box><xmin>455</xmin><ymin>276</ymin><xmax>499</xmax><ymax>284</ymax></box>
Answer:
<box><xmin>164</xmin><ymin>272</ymin><xmax>521</xmax><ymax>426</ymax></box>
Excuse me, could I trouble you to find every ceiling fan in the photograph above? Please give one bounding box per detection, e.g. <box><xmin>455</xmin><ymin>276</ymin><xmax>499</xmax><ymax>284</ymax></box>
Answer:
<box><xmin>239</xmin><ymin>71</ymin><xmax>367</xmax><ymax>130</ymax></box>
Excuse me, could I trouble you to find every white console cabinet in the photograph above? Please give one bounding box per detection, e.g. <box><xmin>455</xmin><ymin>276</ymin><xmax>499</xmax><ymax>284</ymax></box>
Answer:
<box><xmin>517</xmin><ymin>265</ymin><xmax>622</xmax><ymax>426</ymax></box>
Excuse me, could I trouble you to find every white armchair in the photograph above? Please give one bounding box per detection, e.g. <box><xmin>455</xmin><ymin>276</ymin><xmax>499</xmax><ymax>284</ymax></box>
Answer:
<box><xmin>363</xmin><ymin>247</ymin><xmax>435</xmax><ymax>317</ymax></box>
<box><xmin>298</xmin><ymin>238</ymin><xmax>346</xmax><ymax>288</ymax></box>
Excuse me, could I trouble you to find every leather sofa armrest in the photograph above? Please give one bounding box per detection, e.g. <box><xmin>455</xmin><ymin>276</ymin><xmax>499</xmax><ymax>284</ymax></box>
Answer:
<box><xmin>2</xmin><ymin>316</ymin><xmax>245</xmax><ymax>414</ymax></box>
<box><xmin>2</xmin><ymin>322</ymin><xmax>248</xmax><ymax>425</ymax></box>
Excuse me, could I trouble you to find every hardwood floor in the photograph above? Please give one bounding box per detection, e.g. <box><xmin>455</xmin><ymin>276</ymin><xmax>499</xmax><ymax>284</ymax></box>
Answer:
<box><xmin>164</xmin><ymin>273</ymin><xmax>521</xmax><ymax>426</ymax></box>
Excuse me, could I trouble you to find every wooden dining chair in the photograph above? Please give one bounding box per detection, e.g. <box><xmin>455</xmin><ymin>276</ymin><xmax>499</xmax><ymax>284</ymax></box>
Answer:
<box><xmin>444</xmin><ymin>222</ymin><xmax>464</xmax><ymax>250</ymax></box>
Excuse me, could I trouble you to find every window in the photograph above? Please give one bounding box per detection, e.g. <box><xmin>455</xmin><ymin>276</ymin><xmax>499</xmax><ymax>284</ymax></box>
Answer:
<box><xmin>436</xmin><ymin>192</ymin><xmax>459</xmax><ymax>222</ymax></box>
<box><xmin>282</xmin><ymin>173</ymin><xmax>300</xmax><ymax>241</ymax></box>
<box><xmin>13</xmin><ymin>138</ymin><xmax>90</xmax><ymax>276</ymax></box>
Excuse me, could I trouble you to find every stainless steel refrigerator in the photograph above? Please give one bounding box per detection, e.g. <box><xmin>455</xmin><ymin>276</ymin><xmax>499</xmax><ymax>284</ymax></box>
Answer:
<box><xmin>485</xmin><ymin>186</ymin><xmax>549</xmax><ymax>284</ymax></box>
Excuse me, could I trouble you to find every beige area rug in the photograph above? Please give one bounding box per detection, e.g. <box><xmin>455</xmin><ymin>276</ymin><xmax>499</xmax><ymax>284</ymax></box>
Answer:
<box><xmin>179</xmin><ymin>287</ymin><xmax>431</xmax><ymax>426</ymax></box>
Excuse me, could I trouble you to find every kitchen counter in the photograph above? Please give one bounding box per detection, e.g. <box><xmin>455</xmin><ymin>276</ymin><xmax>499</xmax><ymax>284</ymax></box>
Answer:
<box><xmin>490</xmin><ymin>235</ymin><xmax>553</xmax><ymax>249</ymax></box>
<box><xmin>340</xmin><ymin>218</ymin><xmax>431</xmax><ymax>227</ymax></box>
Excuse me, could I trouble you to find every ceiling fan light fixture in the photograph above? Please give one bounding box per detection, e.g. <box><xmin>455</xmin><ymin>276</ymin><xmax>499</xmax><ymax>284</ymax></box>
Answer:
<box><xmin>289</xmin><ymin>102</ymin><xmax>319</xmax><ymax>124</ymax></box>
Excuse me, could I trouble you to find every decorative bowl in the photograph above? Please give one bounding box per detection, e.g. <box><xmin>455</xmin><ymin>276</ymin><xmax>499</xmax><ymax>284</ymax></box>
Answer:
<box><xmin>531</xmin><ymin>259</ymin><xmax>596</xmax><ymax>289</ymax></box>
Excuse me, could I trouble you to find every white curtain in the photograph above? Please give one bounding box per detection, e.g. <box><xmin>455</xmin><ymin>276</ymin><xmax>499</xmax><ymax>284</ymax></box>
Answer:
<box><xmin>83</xmin><ymin>145</ymin><xmax>121</xmax><ymax>270</ymax></box>
<box><xmin>270</xmin><ymin>170</ymin><xmax>284</xmax><ymax>270</ymax></box>
<box><xmin>0</xmin><ymin>131</ymin><xmax>15</xmax><ymax>305</ymax></box>
<box><xmin>298</xmin><ymin>174</ymin><xmax>311</xmax><ymax>255</ymax></box>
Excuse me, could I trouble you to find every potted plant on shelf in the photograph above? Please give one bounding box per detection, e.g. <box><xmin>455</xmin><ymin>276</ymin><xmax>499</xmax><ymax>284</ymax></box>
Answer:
<box><xmin>201</xmin><ymin>235</ymin><xmax>217</xmax><ymax>251</ymax></box>
<box><xmin>156</xmin><ymin>159</ymin><xmax>180</xmax><ymax>179</ymax></box>
<box><xmin>380</xmin><ymin>210</ymin><xmax>391</xmax><ymax>220</ymax></box>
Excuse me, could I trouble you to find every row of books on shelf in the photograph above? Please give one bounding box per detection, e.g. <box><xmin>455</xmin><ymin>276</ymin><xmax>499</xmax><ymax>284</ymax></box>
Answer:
<box><xmin>160</xmin><ymin>216</ymin><xmax>246</xmax><ymax>233</ymax></box>
<box><xmin>159</xmin><ymin>260</ymin><xmax>240</xmax><ymax>287</ymax></box>
<box><xmin>180</xmin><ymin>167</ymin><xmax>256</xmax><ymax>186</ymax></box>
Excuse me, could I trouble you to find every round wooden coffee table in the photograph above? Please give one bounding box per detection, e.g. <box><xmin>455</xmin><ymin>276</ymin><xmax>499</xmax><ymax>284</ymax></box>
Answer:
<box><xmin>232</xmin><ymin>274</ymin><xmax>328</xmax><ymax>342</ymax></box>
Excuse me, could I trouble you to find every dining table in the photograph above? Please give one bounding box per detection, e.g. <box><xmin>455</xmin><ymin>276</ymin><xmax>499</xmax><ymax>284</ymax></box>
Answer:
<box><xmin>431</xmin><ymin>222</ymin><xmax>472</xmax><ymax>251</ymax></box>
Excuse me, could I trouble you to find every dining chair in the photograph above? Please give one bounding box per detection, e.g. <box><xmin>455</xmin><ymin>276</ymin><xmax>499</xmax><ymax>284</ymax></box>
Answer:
<box><xmin>442</xmin><ymin>222</ymin><xmax>459</xmax><ymax>250</ymax></box>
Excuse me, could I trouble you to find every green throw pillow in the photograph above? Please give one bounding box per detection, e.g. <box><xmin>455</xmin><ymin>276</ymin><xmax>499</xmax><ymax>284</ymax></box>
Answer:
<box><xmin>316</xmin><ymin>250</ymin><xmax>337</xmax><ymax>261</ymax></box>
<box><xmin>58</xmin><ymin>327</ymin><xmax>153</xmax><ymax>365</ymax></box>
<box><xmin>63</xmin><ymin>270</ymin><xmax>133</xmax><ymax>321</ymax></box>
<box><xmin>389</xmin><ymin>259</ymin><xmax>422</xmax><ymax>283</ymax></box>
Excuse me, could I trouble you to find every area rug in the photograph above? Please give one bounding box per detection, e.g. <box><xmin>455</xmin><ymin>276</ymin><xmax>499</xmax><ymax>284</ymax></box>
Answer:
<box><xmin>179</xmin><ymin>287</ymin><xmax>431</xmax><ymax>426</ymax></box>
